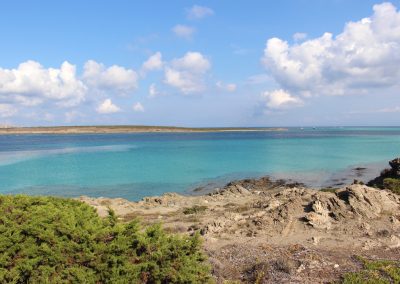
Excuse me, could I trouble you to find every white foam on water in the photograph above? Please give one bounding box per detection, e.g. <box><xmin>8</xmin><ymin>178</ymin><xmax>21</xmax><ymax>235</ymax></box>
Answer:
<box><xmin>0</xmin><ymin>145</ymin><xmax>137</xmax><ymax>166</ymax></box>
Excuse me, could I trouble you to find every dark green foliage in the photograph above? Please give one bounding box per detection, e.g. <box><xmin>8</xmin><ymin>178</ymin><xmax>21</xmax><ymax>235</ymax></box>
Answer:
<box><xmin>367</xmin><ymin>157</ymin><xmax>400</xmax><ymax>190</ymax></box>
<box><xmin>383</xmin><ymin>178</ymin><xmax>400</xmax><ymax>195</ymax></box>
<box><xmin>183</xmin><ymin>205</ymin><xmax>208</xmax><ymax>215</ymax></box>
<box><xmin>0</xmin><ymin>195</ymin><xmax>212</xmax><ymax>283</ymax></box>
<box><xmin>342</xmin><ymin>257</ymin><xmax>400</xmax><ymax>284</ymax></box>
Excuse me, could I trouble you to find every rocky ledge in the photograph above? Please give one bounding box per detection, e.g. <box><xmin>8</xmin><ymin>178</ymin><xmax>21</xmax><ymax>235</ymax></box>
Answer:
<box><xmin>79</xmin><ymin>172</ymin><xmax>400</xmax><ymax>283</ymax></box>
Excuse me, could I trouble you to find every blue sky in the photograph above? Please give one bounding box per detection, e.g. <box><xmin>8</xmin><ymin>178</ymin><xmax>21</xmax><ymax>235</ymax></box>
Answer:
<box><xmin>0</xmin><ymin>0</ymin><xmax>399</xmax><ymax>126</ymax></box>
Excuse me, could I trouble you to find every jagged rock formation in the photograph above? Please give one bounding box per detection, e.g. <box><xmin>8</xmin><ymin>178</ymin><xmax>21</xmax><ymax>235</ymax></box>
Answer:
<box><xmin>79</xmin><ymin>175</ymin><xmax>400</xmax><ymax>283</ymax></box>
<box><xmin>368</xmin><ymin>157</ymin><xmax>400</xmax><ymax>187</ymax></box>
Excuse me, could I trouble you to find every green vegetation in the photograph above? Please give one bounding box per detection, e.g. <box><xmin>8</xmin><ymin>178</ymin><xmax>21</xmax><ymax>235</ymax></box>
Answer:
<box><xmin>183</xmin><ymin>205</ymin><xmax>208</xmax><ymax>215</ymax></box>
<box><xmin>342</xmin><ymin>257</ymin><xmax>400</xmax><ymax>284</ymax></box>
<box><xmin>0</xmin><ymin>195</ymin><xmax>212</xmax><ymax>283</ymax></box>
<box><xmin>383</xmin><ymin>178</ymin><xmax>400</xmax><ymax>195</ymax></box>
<box><xmin>320</xmin><ymin>187</ymin><xmax>338</xmax><ymax>193</ymax></box>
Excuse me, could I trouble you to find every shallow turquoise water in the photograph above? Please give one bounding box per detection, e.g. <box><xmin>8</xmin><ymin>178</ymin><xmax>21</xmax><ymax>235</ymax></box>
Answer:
<box><xmin>0</xmin><ymin>127</ymin><xmax>399</xmax><ymax>200</ymax></box>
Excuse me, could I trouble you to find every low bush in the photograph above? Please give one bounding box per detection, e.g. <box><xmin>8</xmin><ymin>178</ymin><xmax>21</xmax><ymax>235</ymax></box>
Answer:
<box><xmin>342</xmin><ymin>257</ymin><xmax>400</xmax><ymax>284</ymax></box>
<box><xmin>383</xmin><ymin>178</ymin><xmax>400</xmax><ymax>195</ymax></box>
<box><xmin>320</xmin><ymin>187</ymin><xmax>338</xmax><ymax>193</ymax></box>
<box><xmin>0</xmin><ymin>195</ymin><xmax>212</xmax><ymax>283</ymax></box>
<box><xmin>183</xmin><ymin>205</ymin><xmax>208</xmax><ymax>215</ymax></box>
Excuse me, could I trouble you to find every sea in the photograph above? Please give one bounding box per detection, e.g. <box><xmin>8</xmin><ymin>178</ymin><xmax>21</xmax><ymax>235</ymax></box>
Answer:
<box><xmin>0</xmin><ymin>127</ymin><xmax>399</xmax><ymax>200</ymax></box>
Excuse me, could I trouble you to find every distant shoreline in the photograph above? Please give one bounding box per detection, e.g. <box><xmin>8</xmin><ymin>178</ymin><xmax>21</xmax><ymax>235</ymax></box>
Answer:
<box><xmin>0</xmin><ymin>125</ymin><xmax>287</xmax><ymax>135</ymax></box>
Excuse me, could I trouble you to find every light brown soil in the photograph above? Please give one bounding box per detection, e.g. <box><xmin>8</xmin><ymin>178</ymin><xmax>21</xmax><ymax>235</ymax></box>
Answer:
<box><xmin>79</xmin><ymin>178</ymin><xmax>400</xmax><ymax>283</ymax></box>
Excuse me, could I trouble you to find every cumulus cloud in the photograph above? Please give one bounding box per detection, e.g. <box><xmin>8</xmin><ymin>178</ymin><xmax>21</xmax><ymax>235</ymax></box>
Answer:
<box><xmin>0</xmin><ymin>104</ymin><xmax>17</xmax><ymax>118</ymax></box>
<box><xmin>172</xmin><ymin>25</ymin><xmax>195</xmax><ymax>39</ymax></box>
<box><xmin>216</xmin><ymin>81</ymin><xmax>237</xmax><ymax>92</ymax></box>
<box><xmin>293</xmin><ymin>32</ymin><xmax>307</xmax><ymax>42</ymax></box>
<box><xmin>141</xmin><ymin>52</ymin><xmax>163</xmax><ymax>74</ymax></box>
<box><xmin>262</xmin><ymin>89</ymin><xmax>303</xmax><ymax>109</ymax></box>
<box><xmin>83</xmin><ymin>60</ymin><xmax>138</xmax><ymax>93</ymax></box>
<box><xmin>262</xmin><ymin>2</ymin><xmax>400</xmax><ymax>108</ymax></box>
<box><xmin>96</xmin><ymin>99</ymin><xmax>121</xmax><ymax>114</ymax></box>
<box><xmin>133</xmin><ymin>102</ymin><xmax>144</xmax><ymax>112</ymax></box>
<box><xmin>164</xmin><ymin>52</ymin><xmax>211</xmax><ymax>94</ymax></box>
<box><xmin>186</xmin><ymin>5</ymin><xmax>214</xmax><ymax>20</ymax></box>
<box><xmin>0</xmin><ymin>60</ymin><xmax>86</xmax><ymax>107</ymax></box>
<box><xmin>0</xmin><ymin>60</ymin><xmax>142</xmax><ymax>118</ymax></box>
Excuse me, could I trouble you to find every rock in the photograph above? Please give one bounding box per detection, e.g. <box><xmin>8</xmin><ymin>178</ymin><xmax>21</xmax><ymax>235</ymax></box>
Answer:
<box><xmin>264</xmin><ymin>199</ymin><xmax>281</xmax><ymax>211</ymax></box>
<box><xmin>387</xmin><ymin>235</ymin><xmax>400</xmax><ymax>248</ymax></box>
<box><xmin>236</xmin><ymin>185</ymin><xmax>250</xmax><ymax>194</ymax></box>
<box><xmin>368</xmin><ymin>157</ymin><xmax>400</xmax><ymax>187</ymax></box>
<box><xmin>312</xmin><ymin>236</ymin><xmax>321</xmax><ymax>245</ymax></box>
<box><xmin>304</xmin><ymin>196</ymin><xmax>342</xmax><ymax>229</ymax></box>
<box><xmin>389</xmin><ymin>158</ymin><xmax>400</xmax><ymax>175</ymax></box>
<box><xmin>338</xmin><ymin>185</ymin><xmax>400</xmax><ymax>218</ymax></box>
<box><xmin>389</xmin><ymin>216</ymin><xmax>400</xmax><ymax>226</ymax></box>
<box><xmin>360</xmin><ymin>222</ymin><xmax>371</xmax><ymax>231</ymax></box>
<box><xmin>305</xmin><ymin>212</ymin><xmax>332</xmax><ymax>229</ymax></box>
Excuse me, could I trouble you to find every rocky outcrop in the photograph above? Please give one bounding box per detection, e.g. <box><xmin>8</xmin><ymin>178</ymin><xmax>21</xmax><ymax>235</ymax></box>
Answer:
<box><xmin>368</xmin><ymin>157</ymin><xmax>400</xmax><ymax>187</ymax></box>
<box><xmin>79</xmin><ymin>177</ymin><xmax>400</xmax><ymax>283</ymax></box>
<box><xmin>200</xmin><ymin>184</ymin><xmax>400</xmax><ymax>237</ymax></box>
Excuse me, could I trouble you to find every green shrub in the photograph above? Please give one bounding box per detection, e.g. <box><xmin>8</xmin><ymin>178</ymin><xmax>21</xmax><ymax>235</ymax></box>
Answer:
<box><xmin>320</xmin><ymin>187</ymin><xmax>338</xmax><ymax>193</ymax></box>
<box><xmin>342</xmin><ymin>257</ymin><xmax>400</xmax><ymax>284</ymax></box>
<box><xmin>183</xmin><ymin>205</ymin><xmax>208</xmax><ymax>215</ymax></box>
<box><xmin>0</xmin><ymin>195</ymin><xmax>212</xmax><ymax>283</ymax></box>
<box><xmin>383</xmin><ymin>178</ymin><xmax>400</xmax><ymax>195</ymax></box>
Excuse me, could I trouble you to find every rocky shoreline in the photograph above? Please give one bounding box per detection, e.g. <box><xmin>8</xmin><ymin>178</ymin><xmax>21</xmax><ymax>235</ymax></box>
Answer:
<box><xmin>79</xmin><ymin>160</ymin><xmax>400</xmax><ymax>283</ymax></box>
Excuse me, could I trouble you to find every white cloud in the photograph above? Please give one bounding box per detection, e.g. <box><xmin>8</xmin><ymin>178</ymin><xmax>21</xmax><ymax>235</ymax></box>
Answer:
<box><xmin>171</xmin><ymin>51</ymin><xmax>210</xmax><ymax>72</ymax></box>
<box><xmin>133</xmin><ymin>102</ymin><xmax>144</xmax><ymax>112</ymax></box>
<box><xmin>141</xmin><ymin>52</ymin><xmax>163</xmax><ymax>73</ymax></box>
<box><xmin>378</xmin><ymin>106</ymin><xmax>400</xmax><ymax>113</ymax></box>
<box><xmin>0</xmin><ymin>60</ymin><xmax>86</xmax><ymax>107</ymax></box>
<box><xmin>293</xmin><ymin>32</ymin><xmax>307</xmax><ymax>42</ymax></box>
<box><xmin>187</xmin><ymin>5</ymin><xmax>214</xmax><ymax>20</ymax></box>
<box><xmin>96</xmin><ymin>99</ymin><xmax>121</xmax><ymax>114</ymax></box>
<box><xmin>0</xmin><ymin>104</ymin><xmax>17</xmax><ymax>117</ymax></box>
<box><xmin>172</xmin><ymin>25</ymin><xmax>195</xmax><ymax>39</ymax></box>
<box><xmin>148</xmin><ymin>83</ymin><xmax>159</xmax><ymax>97</ymax></box>
<box><xmin>351</xmin><ymin>106</ymin><xmax>400</xmax><ymax>114</ymax></box>
<box><xmin>164</xmin><ymin>52</ymin><xmax>211</xmax><ymax>94</ymax></box>
<box><xmin>262</xmin><ymin>89</ymin><xmax>303</xmax><ymax>109</ymax></box>
<box><xmin>64</xmin><ymin>110</ymin><xmax>84</xmax><ymax>123</ymax></box>
<box><xmin>262</xmin><ymin>2</ymin><xmax>400</xmax><ymax>101</ymax></box>
<box><xmin>216</xmin><ymin>81</ymin><xmax>237</xmax><ymax>92</ymax></box>
<box><xmin>246</xmin><ymin>74</ymin><xmax>272</xmax><ymax>85</ymax></box>
<box><xmin>83</xmin><ymin>60</ymin><xmax>138</xmax><ymax>93</ymax></box>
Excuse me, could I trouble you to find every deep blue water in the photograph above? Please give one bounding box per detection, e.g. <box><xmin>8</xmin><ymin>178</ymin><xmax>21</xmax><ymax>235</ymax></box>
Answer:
<box><xmin>0</xmin><ymin>127</ymin><xmax>399</xmax><ymax>200</ymax></box>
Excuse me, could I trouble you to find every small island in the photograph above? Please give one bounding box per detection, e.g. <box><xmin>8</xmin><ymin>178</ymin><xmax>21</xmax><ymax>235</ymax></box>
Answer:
<box><xmin>0</xmin><ymin>125</ymin><xmax>287</xmax><ymax>135</ymax></box>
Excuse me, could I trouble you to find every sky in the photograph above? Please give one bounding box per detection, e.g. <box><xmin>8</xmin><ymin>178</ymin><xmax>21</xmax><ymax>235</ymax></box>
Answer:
<box><xmin>0</xmin><ymin>0</ymin><xmax>400</xmax><ymax>127</ymax></box>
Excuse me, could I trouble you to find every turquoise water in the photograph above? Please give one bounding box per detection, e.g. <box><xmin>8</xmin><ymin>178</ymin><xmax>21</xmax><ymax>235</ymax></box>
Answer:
<box><xmin>0</xmin><ymin>127</ymin><xmax>399</xmax><ymax>200</ymax></box>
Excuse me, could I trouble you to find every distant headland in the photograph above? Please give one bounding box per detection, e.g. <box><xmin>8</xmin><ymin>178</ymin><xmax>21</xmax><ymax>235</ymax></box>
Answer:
<box><xmin>0</xmin><ymin>125</ymin><xmax>287</xmax><ymax>135</ymax></box>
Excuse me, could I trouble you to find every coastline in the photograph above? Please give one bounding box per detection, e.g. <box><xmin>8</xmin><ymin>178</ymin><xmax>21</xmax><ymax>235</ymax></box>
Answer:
<box><xmin>79</xmin><ymin>173</ymin><xmax>400</xmax><ymax>283</ymax></box>
<box><xmin>0</xmin><ymin>125</ymin><xmax>287</xmax><ymax>135</ymax></box>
